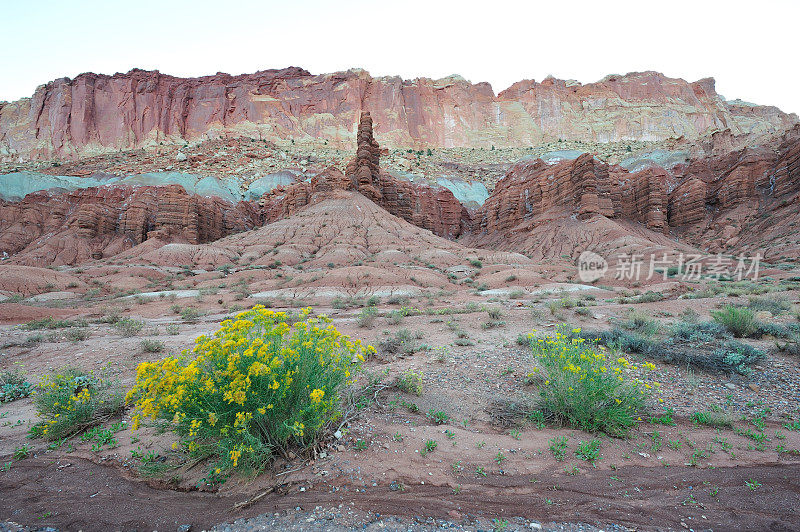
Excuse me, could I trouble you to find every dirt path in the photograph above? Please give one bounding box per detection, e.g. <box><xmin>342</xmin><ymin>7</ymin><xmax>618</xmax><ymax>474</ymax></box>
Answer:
<box><xmin>1</xmin><ymin>457</ymin><xmax>799</xmax><ymax>531</ymax></box>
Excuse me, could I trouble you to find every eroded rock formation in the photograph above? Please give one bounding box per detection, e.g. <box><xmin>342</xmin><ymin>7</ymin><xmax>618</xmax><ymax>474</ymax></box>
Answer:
<box><xmin>475</xmin><ymin>124</ymin><xmax>800</xmax><ymax>234</ymax></box>
<box><xmin>474</xmin><ymin>154</ymin><xmax>640</xmax><ymax>234</ymax></box>
<box><xmin>1</xmin><ymin>109</ymin><xmax>798</xmax><ymax>267</ymax></box>
<box><xmin>0</xmin><ymin>184</ymin><xmax>260</xmax><ymax>265</ymax></box>
<box><xmin>263</xmin><ymin>113</ymin><xmax>468</xmax><ymax>238</ymax></box>
<box><xmin>345</xmin><ymin>112</ymin><xmax>382</xmax><ymax>199</ymax></box>
<box><xmin>1</xmin><ymin>68</ymin><xmax>796</xmax><ymax>161</ymax></box>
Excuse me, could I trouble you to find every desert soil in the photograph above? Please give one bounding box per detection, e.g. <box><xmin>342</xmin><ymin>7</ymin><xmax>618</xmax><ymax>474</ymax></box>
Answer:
<box><xmin>1</xmin><ymin>274</ymin><xmax>799</xmax><ymax>531</ymax></box>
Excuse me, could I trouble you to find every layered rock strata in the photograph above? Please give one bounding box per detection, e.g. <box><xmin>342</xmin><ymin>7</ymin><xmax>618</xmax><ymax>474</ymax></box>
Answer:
<box><xmin>2</xmin><ymin>68</ymin><xmax>796</xmax><ymax>161</ymax></box>
<box><xmin>0</xmin><ymin>184</ymin><xmax>259</xmax><ymax>265</ymax></box>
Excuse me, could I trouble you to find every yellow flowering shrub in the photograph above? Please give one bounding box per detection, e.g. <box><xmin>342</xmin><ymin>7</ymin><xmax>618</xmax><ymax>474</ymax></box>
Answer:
<box><xmin>528</xmin><ymin>327</ymin><xmax>659</xmax><ymax>436</ymax></box>
<box><xmin>127</xmin><ymin>306</ymin><xmax>372</xmax><ymax>473</ymax></box>
<box><xmin>30</xmin><ymin>368</ymin><xmax>123</xmax><ymax>440</ymax></box>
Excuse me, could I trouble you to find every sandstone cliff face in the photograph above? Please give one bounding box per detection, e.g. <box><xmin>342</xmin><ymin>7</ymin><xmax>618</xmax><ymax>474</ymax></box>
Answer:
<box><xmin>0</xmin><ymin>184</ymin><xmax>260</xmax><ymax>265</ymax></box>
<box><xmin>2</xmin><ymin>68</ymin><xmax>796</xmax><ymax>160</ymax></box>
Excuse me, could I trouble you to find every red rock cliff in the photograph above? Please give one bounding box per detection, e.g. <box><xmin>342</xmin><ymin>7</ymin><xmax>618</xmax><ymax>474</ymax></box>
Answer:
<box><xmin>1</xmin><ymin>68</ymin><xmax>796</xmax><ymax>160</ymax></box>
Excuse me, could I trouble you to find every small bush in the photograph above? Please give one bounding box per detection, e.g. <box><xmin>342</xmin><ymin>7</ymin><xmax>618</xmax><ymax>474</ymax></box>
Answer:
<box><xmin>670</xmin><ymin>321</ymin><xmax>729</xmax><ymax>342</ymax></box>
<box><xmin>487</xmin><ymin>308</ymin><xmax>503</xmax><ymax>320</ymax></box>
<box><xmin>549</xmin><ymin>436</ymin><xmax>568</xmax><ymax>461</ymax></box>
<box><xmin>618</xmin><ymin>310</ymin><xmax>660</xmax><ymax>336</ymax></box>
<box><xmin>469</xmin><ymin>258</ymin><xmax>483</xmax><ymax>269</ymax></box>
<box><xmin>575</xmin><ymin>439</ymin><xmax>601</xmax><ymax>462</ymax></box>
<box><xmin>748</xmin><ymin>295</ymin><xmax>791</xmax><ymax>315</ymax></box>
<box><xmin>141</xmin><ymin>339</ymin><xmax>165</xmax><ymax>353</ymax></box>
<box><xmin>30</xmin><ymin>369</ymin><xmax>123</xmax><ymax>440</ymax></box>
<box><xmin>379</xmin><ymin>329</ymin><xmax>422</xmax><ymax>355</ymax></box>
<box><xmin>426</xmin><ymin>408</ymin><xmax>449</xmax><ymax>424</ymax></box>
<box><xmin>397</xmin><ymin>370</ymin><xmax>423</xmax><ymax>396</ymax></box>
<box><xmin>180</xmin><ymin>307</ymin><xmax>202</xmax><ymax>322</ymax></box>
<box><xmin>655</xmin><ymin>337</ymin><xmax>764</xmax><ymax>374</ymax></box>
<box><xmin>127</xmin><ymin>306</ymin><xmax>369</xmax><ymax>473</ymax></box>
<box><xmin>386</xmin><ymin>310</ymin><xmax>404</xmax><ymax>325</ymax></box>
<box><xmin>711</xmin><ymin>305</ymin><xmax>758</xmax><ymax>338</ymax></box>
<box><xmin>13</xmin><ymin>444</ymin><xmax>30</xmax><ymax>460</ymax></box>
<box><xmin>576</xmin><ymin>328</ymin><xmax>657</xmax><ymax>355</ymax></box>
<box><xmin>531</xmin><ymin>328</ymin><xmax>655</xmax><ymax>436</ymax></box>
<box><xmin>559</xmin><ymin>297</ymin><xmax>577</xmax><ymax>309</ymax></box>
<box><xmin>755</xmin><ymin>321</ymin><xmax>791</xmax><ymax>339</ymax></box>
<box><xmin>65</xmin><ymin>328</ymin><xmax>91</xmax><ymax>342</ymax></box>
<box><xmin>633</xmin><ymin>291</ymin><xmax>664</xmax><ymax>304</ymax></box>
<box><xmin>690</xmin><ymin>411</ymin><xmax>733</xmax><ymax>428</ymax></box>
<box><xmin>165</xmin><ymin>324</ymin><xmax>180</xmax><ymax>335</ymax></box>
<box><xmin>0</xmin><ymin>371</ymin><xmax>33</xmax><ymax>403</ymax></box>
<box><xmin>713</xmin><ymin>341</ymin><xmax>765</xmax><ymax>374</ymax></box>
<box><xmin>357</xmin><ymin>307</ymin><xmax>378</xmax><ymax>328</ymax></box>
<box><xmin>113</xmin><ymin>318</ymin><xmax>145</xmax><ymax>337</ymax></box>
<box><xmin>23</xmin><ymin>317</ymin><xmax>87</xmax><ymax>330</ymax></box>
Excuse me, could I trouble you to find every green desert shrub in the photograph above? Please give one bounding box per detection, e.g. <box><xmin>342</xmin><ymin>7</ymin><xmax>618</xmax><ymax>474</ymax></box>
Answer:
<box><xmin>690</xmin><ymin>410</ymin><xmax>733</xmax><ymax>428</ymax></box>
<box><xmin>23</xmin><ymin>317</ymin><xmax>87</xmax><ymax>330</ymax></box>
<box><xmin>113</xmin><ymin>317</ymin><xmax>145</xmax><ymax>337</ymax></box>
<box><xmin>617</xmin><ymin>310</ymin><xmax>660</xmax><ymax>336</ymax></box>
<box><xmin>658</xmin><ymin>337</ymin><xmax>764</xmax><ymax>374</ymax></box>
<box><xmin>670</xmin><ymin>321</ymin><xmax>729</xmax><ymax>342</ymax></box>
<box><xmin>397</xmin><ymin>370</ymin><xmax>424</xmax><ymax>396</ymax></box>
<box><xmin>530</xmin><ymin>328</ymin><xmax>656</xmax><ymax>436</ymax></box>
<box><xmin>575</xmin><ymin>328</ymin><xmax>658</xmax><ymax>355</ymax></box>
<box><xmin>65</xmin><ymin>328</ymin><xmax>91</xmax><ymax>342</ymax></box>
<box><xmin>712</xmin><ymin>341</ymin><xmax>765</xmax><ymax>374</ymax></box>
<box><xmin>356</xmin><ymin>307</ymin><xmax>378</xmax><ymax>328</ymax></box>
<box><xmin>747</xmin><ymin>295</ymin><xmax>791</xmax><ymax>315</ymax></box>
<box><xmin>379</xmin><ymin>328</ymin><xmax>422</xmax><ymax>355</ymax></box>
<box><xmin>29</xmin><ymin>369</ymin><xmax>123</xmax><ymax>440</ymax></box>
<box><xmin>0</xmin><ymin>371</ymin><xmax>33</xmax><ymax>403</ymax></box>
<box><xmin>711</xmin><ymin>305</ymin><xmax>758</xmax><ymax>338</ymax></box>
<box><xmin>633</xmin><ymin>291</ymin><xmax>665</xmax><ymax>304</ymax></box>
<box><xmin>140</xmin><ymin>339</ymin><xmax>165</xmax><ymax>353</ymax></box>
<box><xmin>127</xmin><ymin>306</ymin><xmax>369</xmax><ymax>473</ymax></box>
<box><xmin>180</xmin><ymin>307</ymin><xmax>202</xmax><ymax>322</ymax></box>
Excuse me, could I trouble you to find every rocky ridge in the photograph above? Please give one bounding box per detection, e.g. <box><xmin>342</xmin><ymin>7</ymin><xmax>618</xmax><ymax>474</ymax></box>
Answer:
<box><xmin>1</xmin><ymin>68</ymin><xmax>796</xmax><ymax>161</ymax></box>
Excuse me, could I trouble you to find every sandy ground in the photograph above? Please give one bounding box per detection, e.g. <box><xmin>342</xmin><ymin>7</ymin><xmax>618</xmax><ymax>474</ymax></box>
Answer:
<box><xmin>0</xmin><ymin>277</ymin><xmax>799</xmax><ymax>531</ymax></box>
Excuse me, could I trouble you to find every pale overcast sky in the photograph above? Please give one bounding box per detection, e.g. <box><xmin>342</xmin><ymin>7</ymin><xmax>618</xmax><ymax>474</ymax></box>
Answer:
<box><xmin>1</xmin><ymin>0</ymin><xmax>797</xmax><ymax>114</ymax></box>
